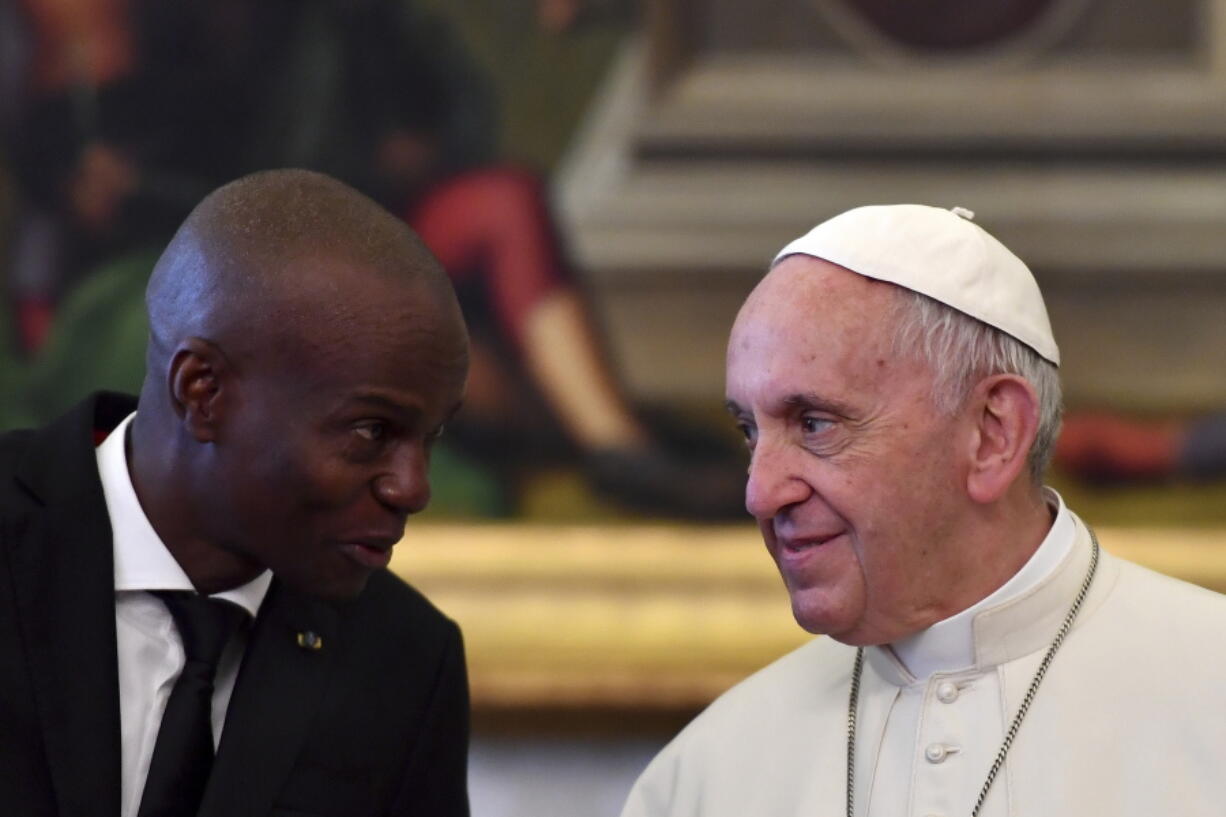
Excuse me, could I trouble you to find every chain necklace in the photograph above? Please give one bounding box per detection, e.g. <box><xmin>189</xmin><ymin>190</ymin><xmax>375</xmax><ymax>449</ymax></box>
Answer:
<box><xmin>846</xmin><ymin>530</ymin><xmax>1100</xmax><ymax>817</ymax></box>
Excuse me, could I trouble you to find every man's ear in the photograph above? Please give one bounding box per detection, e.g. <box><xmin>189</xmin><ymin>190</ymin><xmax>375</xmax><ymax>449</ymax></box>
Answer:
<box><xmin>168</xmin><ymin>337</ymin><xmax>230</xmax><ymax>442</ymax></box>
<box><xmin>965</xmin><ymin>374</ymin><xmax>1039</xmax><ymax>504</ymax></box>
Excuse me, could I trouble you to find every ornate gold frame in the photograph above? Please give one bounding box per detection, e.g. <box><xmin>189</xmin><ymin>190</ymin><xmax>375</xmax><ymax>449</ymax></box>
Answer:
<box><xmin>391</xmin><ymin>524</ymin><xmax>1226</xmax><ymax>710</ymax></box>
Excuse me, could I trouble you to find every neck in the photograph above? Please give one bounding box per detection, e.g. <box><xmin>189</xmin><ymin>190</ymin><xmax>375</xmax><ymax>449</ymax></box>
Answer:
<box><xmin>887</xmin><ymin>489</ymin><xmax>1067</xmax><ymax>677</ymax></box>
<box><xmin>961</xmin><ymin>491</ymin><xmax>1053</xmax><ymax>610</ymax></box>
<box><xmin>879</xmin><ymin>488</ymin><xmax>1055</xmax><ymax>646</ymax></box>
<box><xmin>127</xmin><ymin>414</ymin><xmax>265</xmax><ymax>595</ymax></box>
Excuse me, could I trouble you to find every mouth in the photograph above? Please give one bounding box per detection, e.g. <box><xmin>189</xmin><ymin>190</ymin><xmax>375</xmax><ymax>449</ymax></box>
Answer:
<box><xmin>775</xmin><ymin>531</ymin><xmax>844</xmax><ymax>560</ymax></box>
<box><xmin>339</xmin><ymin>537</ymin><xmax>398</xmax><ymax>569</ymax></box>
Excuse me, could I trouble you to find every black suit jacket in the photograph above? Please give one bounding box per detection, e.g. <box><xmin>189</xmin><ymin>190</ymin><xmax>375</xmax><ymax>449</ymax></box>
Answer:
<box><xmin>0</xmin><ymin>393</ymin><xmax>470</xmax><ymax>817</ymax></box>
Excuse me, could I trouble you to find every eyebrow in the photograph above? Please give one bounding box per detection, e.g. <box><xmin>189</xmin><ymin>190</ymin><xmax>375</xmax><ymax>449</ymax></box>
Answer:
<box><xmin>715</xmin><ymin>392</ymin><xmax>853</xmax><ymax>409</ymax></box>
<box><xmin>782</xmin><ymin>393</ymin><xmax>858</xmax><ymax>418</ymax></box>
<box><xmin>345</xmin><ymin>392</ymin><xmax>417</xmax><ymax>415</ymax></box>
<box><xmin>336</xmin><ymin>393</ymin><xmax>429</xmax><ymax>430</ymax></box>
<box><xmin>345</xmin><ymin>392</ymin><xmax>465</xmax><ymax>424</ymax></box>
<box><xmin>725</xmin><ymin>393</ymin><xmax>858</xmax><ymax>419</ymax></box>
<box><xmin>720</xmin><ymin>392</ymin><xmax>858</xmax><ymax>421</ymax></box>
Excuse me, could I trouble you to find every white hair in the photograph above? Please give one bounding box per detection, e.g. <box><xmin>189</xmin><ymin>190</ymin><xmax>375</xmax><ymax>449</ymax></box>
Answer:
<box><xmin>891</xmin><ymin>289</ymin><xmax>1062</xmax><ymax>485</ymax></box>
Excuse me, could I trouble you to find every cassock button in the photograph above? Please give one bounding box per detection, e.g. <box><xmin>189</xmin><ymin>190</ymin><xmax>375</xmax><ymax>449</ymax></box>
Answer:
<box><xmin>924</xmin><ymin>743</ymin><xmax>958</xmax><ymax>764</ymax></box>
<box><xmin>936</xmin><ymin>681</ymin><xmax>959</xmax><ymax>704</ymax></box>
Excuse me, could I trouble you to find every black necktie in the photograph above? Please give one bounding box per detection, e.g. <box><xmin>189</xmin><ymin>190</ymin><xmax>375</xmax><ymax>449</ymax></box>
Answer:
<box><xmin>137</xmin><ymin>592</ymin><xmax>247</xmax><ymax>817</ymax></box>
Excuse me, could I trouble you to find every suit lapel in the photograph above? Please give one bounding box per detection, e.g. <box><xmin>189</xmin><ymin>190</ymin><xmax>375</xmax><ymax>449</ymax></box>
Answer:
<box><xmin>9</xmin><ymin>393</ymin><xmax>342</xmax><ymax>817</ymax></box>
<box><xmin>9</xmin><ymin>394</ymin><xmax>133</xmax><ymax>817</ymax></box>
<box><xmin>201</xmin><ymin>582</ymin><xmax>339</xmax><ymax>817</ymax></box>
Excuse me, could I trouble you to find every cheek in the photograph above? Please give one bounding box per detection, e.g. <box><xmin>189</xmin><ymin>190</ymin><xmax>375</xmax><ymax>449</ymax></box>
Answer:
<box><xmin>825</xmin><ymin>469</ymin><xmax>913</xmax><ymax>584</ymax></box>
<box><xmin>236</xmin><ymin>451</ymin><xmax>354</xmax><ymax>531</ymax></box>
<box><xmin>286</xmin><ymin>471</ymin><xmax>377</xmax><ymax>534</ymax></box>
<box><xmin>851</xmin><ymin>469</ymin><xmax>962</xmax><ymax>602</ymax></box>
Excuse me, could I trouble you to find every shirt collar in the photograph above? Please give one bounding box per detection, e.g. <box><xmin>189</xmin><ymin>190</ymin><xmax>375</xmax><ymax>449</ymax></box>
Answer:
<box><xmin>97</xmin><ymin>412</ymin><xmax>272</xmax><ymax>618</ymax></box>
<box><xmin>884</xmin><ymin>488</ymin><xmax>1075</xmax><ymax>681</ymax></box>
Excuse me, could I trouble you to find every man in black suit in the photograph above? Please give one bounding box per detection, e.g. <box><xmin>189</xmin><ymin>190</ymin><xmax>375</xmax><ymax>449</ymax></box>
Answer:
<box><xmin>0</xmin><ymin>169</ymin><xmax>471</xmax><ymax>816</ymax></box>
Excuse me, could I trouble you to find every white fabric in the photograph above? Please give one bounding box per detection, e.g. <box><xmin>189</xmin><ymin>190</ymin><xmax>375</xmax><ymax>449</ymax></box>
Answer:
<box><xmin>97</xmin><ymin>413</ymin><xmax>273</xmax><ymax>817</ymax></box>
<box><xmin>871</xmin><ymin>491</ymin><xmax>1073</xmax><ymax>817</ymax></box>
<box><xmin>773</xmin><ymin>204</ymin><xmax>1060</xmax><ymax>365</ymax></box>
<box><xmin>621</xmin><ymin>511</ymin><xmax>1226</xmax><ymax>817</ymax></box>
<box><xmin>890</xmin><ymin>489</ymin><xmax>1074</xmax><ymax>679</ymax></box>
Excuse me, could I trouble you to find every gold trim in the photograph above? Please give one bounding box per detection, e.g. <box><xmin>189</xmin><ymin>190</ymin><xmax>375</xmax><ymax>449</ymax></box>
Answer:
<box><xmin>391</xmin><ymin>525</ymin><xmax>1226</xmax><ymax>709</ymax></box>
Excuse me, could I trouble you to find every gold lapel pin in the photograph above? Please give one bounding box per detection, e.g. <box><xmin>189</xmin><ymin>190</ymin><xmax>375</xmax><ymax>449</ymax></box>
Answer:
<box><xmin>296</xmin><ymin>630</ymin><xmax>323</xmax><ymax>651</ymax></box>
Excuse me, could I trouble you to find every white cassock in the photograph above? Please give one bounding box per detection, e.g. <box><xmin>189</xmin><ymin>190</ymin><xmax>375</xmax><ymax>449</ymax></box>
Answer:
<box><xmin>621</xmin><ymin>496</ymin><xmax>1226</xmax><ymax>817</ymax></box>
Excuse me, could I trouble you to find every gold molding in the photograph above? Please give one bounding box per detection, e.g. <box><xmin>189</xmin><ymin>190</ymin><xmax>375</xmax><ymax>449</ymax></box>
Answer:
<box><xmin>391</xmin><ymin>525</ymin><xmax>1226</xmax><ymax>710</ymax></box>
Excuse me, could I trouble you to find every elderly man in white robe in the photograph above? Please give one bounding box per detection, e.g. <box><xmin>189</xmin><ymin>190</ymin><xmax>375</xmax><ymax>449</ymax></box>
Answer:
<box><xmin>621</xmin><ymin>205</ymin><xmax>1226</xmax><ymax>817</ymax></box>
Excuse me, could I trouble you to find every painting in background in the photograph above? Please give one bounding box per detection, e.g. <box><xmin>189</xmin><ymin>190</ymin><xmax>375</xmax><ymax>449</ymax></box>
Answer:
<box><xmin>559</xmin><ymin>0</ymin><xmax>1226</xmax><ymax>527</ymax></box>
<box><xmin>4</xmin><ymin>5</ymin><xmax>1226</xmax><ymax>814</ymax></box>
<box><xmin>0</xmin><ymin>0</ymin><xmax>748</xmax><ymax>521</ymax></box>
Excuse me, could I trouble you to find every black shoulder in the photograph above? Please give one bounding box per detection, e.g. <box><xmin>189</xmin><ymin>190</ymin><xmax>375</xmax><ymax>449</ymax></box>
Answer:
<box><xmin>0</xmin><ymin>393</ymin><xmax>134</xmax><ymax>514</ymax></box>
<box><xmin>0</xmin><ymin>428</ymin><xmax>38</xmax><ymax>510</ymax></box>
<box><xmin>0</xmin><ymin>427</ymin><xmax>37</xmax><ymax>468</ymax></box>
<box><xmin>342</xmin><ymin>568</ymin><xmax>462</xmax><ymax>648</ymax></box>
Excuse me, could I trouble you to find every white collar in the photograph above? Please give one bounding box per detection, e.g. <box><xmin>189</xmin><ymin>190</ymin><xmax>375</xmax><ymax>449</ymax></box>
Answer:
<box><xmin>96</xmin><ymin>413</ymin><xmax>271</xmax><ymax>618</ymax></box>
<box><xmin>886</xmin><ymin>489</ymin><xmax>1075</xmax><ymax>680</ymax></box>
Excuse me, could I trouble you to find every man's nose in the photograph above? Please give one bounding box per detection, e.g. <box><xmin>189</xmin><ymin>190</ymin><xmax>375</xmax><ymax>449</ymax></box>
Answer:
<box><xmin>374</xmin><ymin>443</ymin><xmax>432</xmax><ymax>515</ymax></box>
<box><xmin>744</xmin><ymin>438</ymin><xmax>810</xmax><ymax>520</ymax></box>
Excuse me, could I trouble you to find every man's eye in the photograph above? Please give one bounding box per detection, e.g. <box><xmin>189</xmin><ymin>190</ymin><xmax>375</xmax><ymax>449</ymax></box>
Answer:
<box><xmin>425</xmin><ymin>424</ymin><xmax>446</xmax><ymax>445</ymax></box>
<box><xmin>354</xmin><ymin>422</ymin><xmax>387</xmax><ymax>442</ymax></box>
<box><xmin>801</xmin><ymin>416</ymin><xmax>833</xmax><ymax>434</ymax></box>
<box><xmin>735</xmin><ymin>422</ymin><xmax>756</xmax><ymax>446</ymax></box>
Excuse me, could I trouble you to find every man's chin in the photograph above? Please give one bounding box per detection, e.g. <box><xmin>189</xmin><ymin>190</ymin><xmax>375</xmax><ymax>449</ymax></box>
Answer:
<box><xmin>793</xmin><ymin>608</ymin><xmax>892</xmax><ymax>647</ymax></box>
<box><xmin>278</xmin><ymin>565</ymin><xmax>375</xmax><ymax>603</ymax></box>
<box><xmin>789</xmin><ymin>591</ymin><xmax>859</xmax><ymax>640</ymax></box>
<box><xmin>791</xmin><ymin>604</ymin><xmax>838</xmax><ymax>636</ymax></box>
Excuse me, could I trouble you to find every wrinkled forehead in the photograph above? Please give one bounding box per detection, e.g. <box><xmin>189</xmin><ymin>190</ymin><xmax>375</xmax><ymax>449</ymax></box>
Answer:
<box><xmin>728</xmin><ymin>258</ymin><xmax>914</xmax><ymax>401</ymax></box>
<box><xmin>734</xmin><ymin>255</ymin><xmax>904</xmax><ymax>345</ymax></box>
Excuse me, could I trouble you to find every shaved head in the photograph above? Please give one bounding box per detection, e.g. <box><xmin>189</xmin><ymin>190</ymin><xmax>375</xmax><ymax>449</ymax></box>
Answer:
<box><xmin>143</xmin><ymin>168</ymin><xmax>460</xmax><ymax>386</ymax></box>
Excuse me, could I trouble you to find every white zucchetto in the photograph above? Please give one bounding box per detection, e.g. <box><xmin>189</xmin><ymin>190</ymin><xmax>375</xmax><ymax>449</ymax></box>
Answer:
<box><xmin>773</xmin><ymin>204</ymin><xmax>1060</xmax><ymax>365</ymax></box>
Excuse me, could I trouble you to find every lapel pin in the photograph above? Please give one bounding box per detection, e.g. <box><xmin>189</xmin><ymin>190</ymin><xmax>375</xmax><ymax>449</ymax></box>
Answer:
<box><xmin>296</xmin><ymin>630</ymin><xmax>323</xmax><ymax>651</ymax></box>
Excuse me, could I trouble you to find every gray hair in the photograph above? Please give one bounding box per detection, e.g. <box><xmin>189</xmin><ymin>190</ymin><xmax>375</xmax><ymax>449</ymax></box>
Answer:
<box><xmin>891</xmin><ymin>289</ymin><xmax>1062</xmax><ymax>485</ymax></box>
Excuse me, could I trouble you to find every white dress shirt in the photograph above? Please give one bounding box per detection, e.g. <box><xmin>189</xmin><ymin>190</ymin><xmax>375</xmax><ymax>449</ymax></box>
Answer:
<box><xmin>96</xmin><ymin>413</ymin><xmax>272</xmax><ymax>817</ymax></box>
